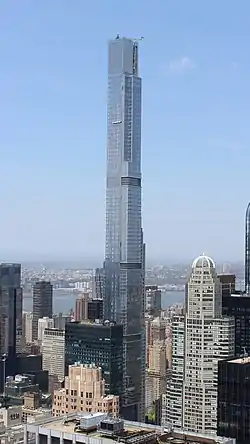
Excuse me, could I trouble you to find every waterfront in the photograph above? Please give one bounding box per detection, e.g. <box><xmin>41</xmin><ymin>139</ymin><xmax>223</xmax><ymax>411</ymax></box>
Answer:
<box><xmin>23</xmin><ymin>289</ymin><xmax>184</xmax><ymax>313</ymax></box>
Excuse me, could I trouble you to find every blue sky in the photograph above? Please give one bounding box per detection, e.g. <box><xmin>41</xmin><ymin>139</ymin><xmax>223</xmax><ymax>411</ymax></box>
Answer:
<box><xmin>0</xmin><ymin>0</ymin><xmax>250</xmax><ymax>263</ymax></box>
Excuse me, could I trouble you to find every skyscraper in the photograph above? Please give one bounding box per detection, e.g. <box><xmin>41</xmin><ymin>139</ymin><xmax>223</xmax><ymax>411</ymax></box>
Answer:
<box><xmin>104</xmin><ymin>35</ymin><xmax>145</xmax><ymax>421</ymax></box>
<box><xmin>165</xmin><ymin>255</ymin><xmax>235</xmax><ymax>435</ymax></box>
<box><xmin>65</xmin><ymin>321</ymin><xmax>123</xmax><ymax>398</ymax></box>
<box><xmin>183</xmin><ymin>255</ymin><xmax>234</xmax><ymax>434</ymax></box>
<box><xmin>32</xmin><ymin>281</ymin><xmax>53</xmax><ymax>341</ymax></box>
<box><xmin>245</xmin><ymin>202</ymin><xmax>250</xmax><ymax>294</ymax></box>
<box><xmin>0</xmin><ymin>263</ymin><xmax>22</xmax><ymax>357</ymax></box>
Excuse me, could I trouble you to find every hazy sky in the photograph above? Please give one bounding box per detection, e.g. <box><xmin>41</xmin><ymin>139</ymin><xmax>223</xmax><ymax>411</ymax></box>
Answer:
<box><xmin>0</xmin><ymin>1</ymin><xmax>250</xmax><ymax>263</ymax></box>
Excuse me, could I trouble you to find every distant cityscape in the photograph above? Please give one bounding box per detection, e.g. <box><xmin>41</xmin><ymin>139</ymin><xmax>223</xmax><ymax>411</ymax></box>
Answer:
<box><xmin>0</xmin><ymin>30</ymin><xmax>248</xmax><ymax>444</ymax></box>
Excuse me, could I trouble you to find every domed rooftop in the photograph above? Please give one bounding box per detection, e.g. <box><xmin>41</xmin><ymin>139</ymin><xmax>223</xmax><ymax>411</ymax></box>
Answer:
<box><xmin>192</xmin><ymin>254</ymin><xmax>215</xmax><ymax>269</ymax></box>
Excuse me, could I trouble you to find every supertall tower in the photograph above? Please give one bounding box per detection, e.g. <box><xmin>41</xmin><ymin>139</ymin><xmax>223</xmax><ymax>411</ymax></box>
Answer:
<box><xmin>104</xmin><ymin>35</ymin><xmax>145</xmax><ymax>421</ymax></box>
<box><xmin>245</xmin><ymin>202</ymin><xmax>250</xmax><ymax>294</ymax></box>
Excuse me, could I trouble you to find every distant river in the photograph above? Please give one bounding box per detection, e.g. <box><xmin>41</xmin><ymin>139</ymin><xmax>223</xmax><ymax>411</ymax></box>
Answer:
<box><xmin>23</xmin><ymin>289</ymin><xmax>184</xmax><ymax>314</ymax></box>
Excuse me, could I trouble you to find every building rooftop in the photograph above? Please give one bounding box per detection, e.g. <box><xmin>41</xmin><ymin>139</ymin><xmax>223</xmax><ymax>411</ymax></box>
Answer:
<box><xmin>192</xmin><ymin>254</ymin><xmax>215</xmax><ymax>270</ymax></box>
<box><xmin>25</xmin><ymin>414</ymin><xmax>235</xmax><ymax>444</ymax></box>
<box><xmin>228</xmin><ymin>356</ymin><xmax>250</xmax><ymax>364</ymax></box>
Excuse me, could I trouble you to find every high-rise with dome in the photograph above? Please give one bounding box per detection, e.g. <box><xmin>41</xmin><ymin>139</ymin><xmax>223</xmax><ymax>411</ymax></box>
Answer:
<box><xmin>165</xmin><ymin>255</ymin><xmax>235</xmax><ymax>435</ymax></box>
<box><xmin>103</xmin><ymin>36</ymin><xmax>145</xmax><ymax>421</ymax></box>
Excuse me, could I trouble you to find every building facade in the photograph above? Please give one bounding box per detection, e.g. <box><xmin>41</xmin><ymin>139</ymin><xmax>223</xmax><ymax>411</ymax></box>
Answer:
<box><xmin>245</xmin><ymin>202</ymin><xmax>250</xmax><ymax>294</ymax></box>
<box><xmin>88</xmin><ymin>299</ymin><xmax>103</xmax><ymax>321</ymax></box>
<box><xmin>165</xmin><ymin>315</ymin><xmax>184</xmax><ymax>428</ymax></box>
<box><xmin>147</xmin><ymin>341</ymin><xmax>167</xmax><ymax>406</ymax></box>
<box><xmin>37</xmin><ymin>317</ymin><xmax>54</xmax><ymax>343</ymax></box>
<box><xmin>183</xmin><ymin>255</ymin><xmax>235</xmax><ymax>434</ymax></box>
<box><xmin>217</xmin><ymin>357</ymin><xmax>250</xmax><ymax>444</ymax></box>
<box><xmin>104</xmin><ymin>35</ymin><xmax>145</xmax><ymax>422</ymax></box>
<box><xmin>42</xmin><ymin>328</ymin><xmax>65</xmax><ymax>383</ymax></box>
<box><xmin>145</xmin><ymin>285</ymin><xmax>161</xmax><ymax>316</ymax></box>
<box><xmin>222</xmin><ymin>293</ymin><xmax>250</xmax><ymax>357</ymax></box>
<box><xmin>0</xmin><ymin>263</ymin><xmax>22</xmax><ymax>358</ymax></box>
<box><xmin>23</xmin><ymin>312</ymin><xmax>33</xmax><ymax>344</ymax></box>
<box><xmin>74</xmin><ymin>294</ymin><xmax>89</xmax><ymax>321</ymax></box>
<box><xmin>32</xmin><ymin>281</ymin><xmax>53</xmax><ymax>341</ymax></box>
<box><xmin>52</xmin><ymin>364</ymin><xmax>119</xmax><ymax>417</ymax></box>
<box><xmin>165</xmin><ymin>255</ymin><xmax>235</xmax><ymax>434</ymax></box>
<box><xmin>65</xmin><ymin>321</ymin><xmax>123</xmax><ymax>399</ymax></box>
<box><xmin>75</xmin><ymin>295</ymin><xmax>104</xmax><ymax>322</ymax></box>
<box><xmin>218</xmin><ymin>274</ymin><xmax>236</xmax><ymax>297</ymax></box>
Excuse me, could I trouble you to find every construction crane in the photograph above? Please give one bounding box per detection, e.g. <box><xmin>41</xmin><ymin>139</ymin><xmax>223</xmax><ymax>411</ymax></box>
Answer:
<box><xmin>115</xmin><ymin>34</ymin><xmax>144</xmax><ymax>42</ymax></box>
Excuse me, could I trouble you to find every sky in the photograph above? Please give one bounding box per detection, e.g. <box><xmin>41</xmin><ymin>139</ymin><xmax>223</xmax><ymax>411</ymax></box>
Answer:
<box><xmin>0</xmin><ymin>1</ymin><xmax>250</xmax><ymax>264</ymax></box>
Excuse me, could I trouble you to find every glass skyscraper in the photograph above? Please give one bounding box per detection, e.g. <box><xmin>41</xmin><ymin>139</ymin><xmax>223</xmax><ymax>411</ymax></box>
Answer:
<box><xmin>104</xmin><ymin>35</ymin><xmax>145</xmax><ymax>421</ymax></box>
<box><xmin>245</xmin><ymin>202</ymin><xmax>250</xmax><ymax>294</ymax></box>
<box><xmin>0</xmin><ymin>263</ymin><xmax>22</xmax><ymax>357</ymax></box>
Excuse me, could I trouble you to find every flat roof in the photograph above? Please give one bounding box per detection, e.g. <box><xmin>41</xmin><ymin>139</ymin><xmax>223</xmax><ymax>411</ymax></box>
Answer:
<box><xmin>229</xmin><ymin>356</ymin><xmax>250</xmax><ymax>364</ymax></box>
<box><xmin>26</xmin><ymin>414</ymin><xmax>159</xmax><ymax>444</ymax></box>
<box><xmin>25</xmin><ymin>415</ymin><xmax>235</xmax><ymax>444</ymax></box>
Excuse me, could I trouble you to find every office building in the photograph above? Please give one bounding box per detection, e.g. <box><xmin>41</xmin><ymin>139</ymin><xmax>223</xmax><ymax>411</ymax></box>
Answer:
<box><xmin>183</xmin><ymin>255</ymin><xmax>235</xmax><ymax>434</ymax></box>
<box><xmin>5</xmin><ymin>374</ymin><xmax>39</xmax><ymax>398</ymax></box>
<box><xmin>164</xmin><ymin>315</ymin><xmax>184</xmax><ymax>428</ymax></box>
<box><xmin>23</xmin><ymin>312</ymin><xmax>33</xmax><ymax>344</ymax></box>
<box><xmin>53</xmin><ymin>313</ymin><xmax>71</xmax><ymax>330</ymax></box>
<box><xmin>65</xmin><ymin>321</ymin><xmax>123</xmax><ymax>398</ymax></box>
<box><xmin>217</xmin><ymin>356</ymin><xmax>250</xmax><ymax>444</ymax></box>
<box><xmin>218</xmin><ymin>274</ymin><xmax>236</xmax><ymax>297</ymax></box>
<box><xmin>53</xmin><ymin>364</ymin><xmax>119</xmax><ymax>417</ymax></box>
<box><xmin>145</xmin><ymin>285</ymin><xmax>161</xmax><ymax>315</ymax></box>
<box><xmin>146</xmin><ymin>341</ymin><xmax>166</xmax><ymax>406</ymax></box>
<box><xmin>150</xmin><ymin>318</ymin><xmax>166</xmax><ymax>343</ymax></box>
<box><xmin>165</xmin><ymin>255</ymin><xmax>235</xmax><ymax>434</ymax></box>
<box><xmin>245</xmin><ymin>202</ymin><xmax>250</xmax><ymax>294</ymax></box>
<box><xmin>42</xmin><ymin>328</ymin><xmax>65</xmax><ymax>384</ymax></box>
<box><xmin>104</xmin><ymin>35</ymin><xmax>145</xmax><ymax>422</ymax></box>
<box><xmin>32</xmin><ymin>281</ymin><xmax>53</xmax><ymax>341</ymax></box>
<box><xmin>24</xmin><ymin>414</ymin><xmax>236</xmax><ymax>444</ymax></box>
<box><xmin>88</xmin><ymin>299</ymin><xmax>103</xmax><ymax>320</ymax></box>
<box><xmin>74</xmin><ymin>294</ymin><xmax>89</xmax><ymax>321</ymax></box>
<box><xmin>222</xmin><ymin>293</ymin><xmax>250</xmax><ymax>357</ymax></box>
<box><xmin>94</xmin><ymin>267</ymin><xmax>105</xmax><ymax>299</ymax></box>
<box><xmin>37</xmin><ymin>317</ymin><xmax>54</xmax><ymax>343</ymax></box>
<box><xmin>74</xmin><ymin>295</ymin><xmax>103</xmax><ymax>322</ymax></box>
<box><xmin>0</xmin><ymin>263</ymin><xmax>22</xmax><ymax>358</ymax></box>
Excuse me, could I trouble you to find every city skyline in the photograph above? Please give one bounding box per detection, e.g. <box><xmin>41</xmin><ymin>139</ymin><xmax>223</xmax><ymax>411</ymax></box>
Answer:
<box><xmin>1</xmin><ymin>1</ymin><xmax>250</xmax><ymax>261</ymax></box>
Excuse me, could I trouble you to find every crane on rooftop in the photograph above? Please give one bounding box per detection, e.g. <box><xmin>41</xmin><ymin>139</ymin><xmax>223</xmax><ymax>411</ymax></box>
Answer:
<box><xmin>115</xmin><ymin>34</ymin><xmax>144</xmax><ymax>42</ymax></box>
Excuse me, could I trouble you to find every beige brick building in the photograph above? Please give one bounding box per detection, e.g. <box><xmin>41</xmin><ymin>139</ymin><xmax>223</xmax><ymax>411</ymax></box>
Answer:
<box><xmin>52</xmin><ymin>364</ymin><xmax>119</xmax><ymax>417</ymax></box>
<box><xmin>145</xmin><ymin>340</ymin><xmax>167</xmax><ymax>409</ymax></box>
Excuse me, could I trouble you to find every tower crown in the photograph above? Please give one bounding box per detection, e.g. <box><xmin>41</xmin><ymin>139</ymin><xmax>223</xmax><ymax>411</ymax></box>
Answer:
<box><xmin>192</xmin><ymin>254</ymin><xmax>215</xmax><ymax>270</ymax></box>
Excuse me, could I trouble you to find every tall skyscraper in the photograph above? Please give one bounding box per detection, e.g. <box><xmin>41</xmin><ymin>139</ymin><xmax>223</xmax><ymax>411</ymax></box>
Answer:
<box><xmin>165</xmin><ymin>255</ymin><xmax>235</xmax><ymax>435</ymax></box>
<box><xmin>104</xmin><ymin>35</ymin><xmax>145</xmax><ymax>421</ymax></box>
<box><xmin>245</xmin><ymin>202</ymin><xmax>250</xmax><ymax>294</ymax></box>
<box><xmin>0</xmin><ymin>263</ymin><xmax>22</xmax><ymax>357</ymax></box>
<box><xmin>32</xmin><ymin>281</ymin><xmax>53</xmax><ymax>341</ymax></box>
